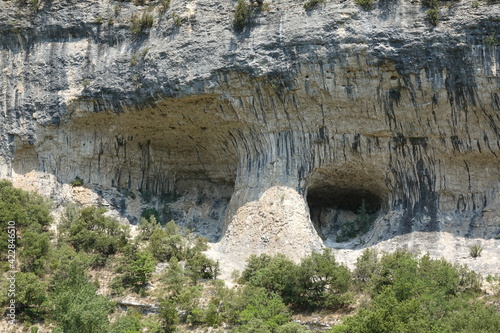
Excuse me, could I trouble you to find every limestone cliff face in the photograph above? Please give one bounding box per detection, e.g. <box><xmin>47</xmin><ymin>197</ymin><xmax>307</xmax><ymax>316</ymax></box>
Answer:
<box><xmin>0</xmin><ymin>0</ymin><xmax>499</xmax><ymax>261</ymax></box>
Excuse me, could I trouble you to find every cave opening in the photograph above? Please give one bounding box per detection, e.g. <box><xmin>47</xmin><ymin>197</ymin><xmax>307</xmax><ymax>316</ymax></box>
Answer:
<box><xmin>307</xmin><ymin>187</ymin><xmax>382</xmax><ymax>213</ymax></box>
<box><xmin>306</xmin><ymin>176</ymin><xmax>384</xmax><ymax>243</ymax></box>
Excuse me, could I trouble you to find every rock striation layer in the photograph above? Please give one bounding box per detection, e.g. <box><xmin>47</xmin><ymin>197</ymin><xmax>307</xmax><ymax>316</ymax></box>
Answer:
<box><xmin>0</xmin><ymin>0</ymin><xmax>499</xmax><ymax>262</ymax></box>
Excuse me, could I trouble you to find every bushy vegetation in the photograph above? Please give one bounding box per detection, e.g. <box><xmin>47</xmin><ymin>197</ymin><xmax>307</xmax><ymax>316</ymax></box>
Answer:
<box><xmin>240</xmin><ymin>250</ymin><xmax>352</xmax><ymax>310</ymax></box>
<box><xmin>422</xmin><ymin>0</ymin><xmax>440</xmax><ymax>26</ymax></box>
<box><xmin>329</xmin><ymin>249</ymin><xmax>493</xmax><ymax>333</ymax></box>
<box><xmin>70</xmin><ymin>176</ymin><xmax>84</xmax><ymax>187</ymax></box>
<box><xmin>469</xmin><ymin>243</ymin><xmax>483</xmax><ymax>258</ymax></box>
<box><xmin>59</xmin><ymin>206</ymin><xmax>129</xmax><ymax>258</ymax></box>
<box><xmin>355</xmin><ymin>0</ymin><xmax>374</xmax><ymax>11</ymax></box>
<box><xmin>130</xmin><ymin>12</ymin><xmax>154</xmax><ymax>35</ymax></box>
<box><xmin>304</xmin><ymin>0</ymin><xmax>326</xmax><ymax>11</ymax></box>
<box><xmin>427</xmin><ymin>8</ymin><xmax>439</xmax><ymax>26</ymax></box>
<box><xmin>2</xmin><ymin>180</ymin><xmax>499</xmax><ymax>333</ymax></box>
<box><xmin>233</xmin><ymin>0</ymin><xmax>250</xmax><ymax>31</ymax></box>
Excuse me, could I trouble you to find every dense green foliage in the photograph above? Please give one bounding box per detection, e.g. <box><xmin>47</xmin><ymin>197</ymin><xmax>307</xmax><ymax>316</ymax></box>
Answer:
<box><xmin>2</xmin><ymin>180</ymin><xmax>498</xmax><ymax>333</ymax></box>
<box><xmin>117</xmin><ymin>250</ymin><xmax>157</xmax><ymax>287</ymax></box>
<box><xmin>0</xmin><ymin>180</ymin><xmax>52</xmax><ymax>230</ymax></box>
<box><xmin>59</xmin><ymin>206</ymin><xmax>129</xmax><ymax>257</ymax></box>
<box><xmin>240</xmin><ymin>250</ymin><xmax>351</xmax><ymax>310</ymax></box>
<box><xmin>51</xmin><ymin>262</ymin><xmax>113</xmax><ymax>333</ymax></box>
<box><xmin>427</xmin><ymin>8</ymin><xmax>439</xmax><ymax>26</ymax></box>
<box><xmin>234</xmin><ymin>0</ymin><xmax>249</xmax><ymax>31</ymax></box>
<box><xmin>422</xmin><ymin>0</ymin><xmax>439</xmax><ymax>26</ymax></box>
<box><xmin>330</xmin><ymin>250</ymin><xmax>496</xmax><ymax>333</ymax></box>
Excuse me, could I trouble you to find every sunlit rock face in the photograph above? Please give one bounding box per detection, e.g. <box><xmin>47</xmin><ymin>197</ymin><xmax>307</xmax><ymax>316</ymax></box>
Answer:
<box><xmin>0</xmin><ymin>0</ymin><xmax>499</xmax><ymax>261</ymax></box>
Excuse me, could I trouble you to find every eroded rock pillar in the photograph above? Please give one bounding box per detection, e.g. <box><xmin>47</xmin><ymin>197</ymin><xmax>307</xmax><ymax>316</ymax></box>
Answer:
<box><xmin>216</xmin><ymin>129</ymin><xmax>324</xmax><ymax>263</ymax></box>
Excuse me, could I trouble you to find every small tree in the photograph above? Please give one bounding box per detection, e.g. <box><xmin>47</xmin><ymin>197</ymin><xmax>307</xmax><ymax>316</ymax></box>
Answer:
<box><xmin>296</xmin><ymin>249</ymin><xmax>352</xmax><ymax>309</ymax></box>
<box><xmin>60</xmin><ymin>206</ymin><xmax>129</xmax><ymax>257</ymax></box>
<box><xmin>20</xmin><ymin>230</ymin><xmax>50</xmax><ymax>274</ymax></box>
<box><xmin>185</xmin><ymin>254</ymin><xmax>220</xmax><ymax>284</ymax></box>
<box><xmin>123</xmin><ymin>250</ymin><xmax>157</xmax><ymax>286</ymax></box>
<box><xmin>233</xmin><ymin>0</ymin><xmax>249</xmax><ymax>31</ymax></box>
<box><xmin>237</xmin><ymin>287</ymin><xmax>291</xmax><ymax>331</ymax></box>
<box><xmin>15</xmin><ymin>272</ymin><xmax>48</xmax><ymax>317</ymax></box>
<box><xmin>427</xmin><ymin>8</ymin><xmax>439</xmax><ymax>26</ymax></box>
<box><xmin>138</xmin><ymin>215</ymin><xmax>160</xmax><ymax>240</ymax></box>
<box><xmin>159</xmin><ymin>299</ymin><xmax>179</xmax><ymax>333</ymax></box>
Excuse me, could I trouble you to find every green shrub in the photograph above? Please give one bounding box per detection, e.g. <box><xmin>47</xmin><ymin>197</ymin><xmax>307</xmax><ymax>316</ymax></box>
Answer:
<box><xmin>440</xmin><ymin>301</ymin><xmax>500</xmax><ymax>333</ymax></box>
<box><xmin>109</xmin><ymin>310</ymin><xmax>143</xmax><ymax>333</ymax></box>
<box><xmin>355</xmin><ymin>0</ymin><xmax>374</xmax><ymax>10</ymax></box>
<box><xmin>148</xmin><ymin>221</ymin><xmax>186</xmax><ymax>261</ymax></box>
<box><xmin>172</xmin><ymin>12</ymin><xmax>182</xmax><ymax>27</ymax></box>
<box><xmin>185</xmin><ymin>253</ymin><xmax>220</xmax><ymax>283</ymax></box>
<box><xmin>20</xmin><ymin>230</ymin><xmax>50</xmax><ymax>274</ymax></box>
<box><xmin>486</xmin><ymin>274</ymin><xmax>500</xmax><ymax>295</ymax></box>
<box><xmin>296</xmin><ymin>249</ymin><xmax>352</xmax><ymax>309</ymax></box>
<box><xmin>353</xmin><ymin>248</ymin><xmax>379</xmax><ymax>289</ymax></box>
<box><xmin>233</xmin><ymin>0</ymin><xmax>249</xmax><ymax>31</ymax></box>
<box><xmin>336</xmin><ymin>250</ymin><xmax>493</xmax><ymax>333</ymax></box>
<box><xmin>138</xmin><ymin>215</ymin><xmax>161</xmax><ymax>240</ymax></box>
<box><xmin>469</xmin><ymin>243</ymin><xmax>483</xmax><ymax>258</ymax></box>
<box><xmin>70</xmin><ymin>176</ymin><xmax>84</xmax><ymax>187</ymax></box>
<box><xmin>47</xmin><ymin>245</ymin><xmax>93</xmax><ymax>282</ymax></box>
<box><xmin>0</xmin><ymin>180</ymin><xmax>52</xmax><ymax>270</ymax></box>
<box><xmin>161</xmin><ymin>257</ymin><xmax>187</xmax><ymax>295</ymax></box>
<box><xmin>236</xmin><ymin>286</ymin><xmax>291</xmax><ymax>331</ymax></box>
<box><xmin>240</xmin><ymin>254</ymin><xmax>299</xmax><ymax>304</ymax></box>
<box><xmin>336</xmin><ymin>200</ymin><xmax>374</xmax><ymax>242</ymax></box>
<box><xmin>234</xmin><ymin>318</ymin><xmax>271</xmax><ymax>333</ymax></box>
<box><xmin>158</xmin><ymin>0</ymin><xmax>171</xmax><ymax>14</ymax></box>
<box><xmin>60</xmin><ymin>206</ymin><xmax>129</xmax><ymax>257</ymax></box>
<box><xmin>427</xmin><ymin>8</ymin><xmax>439</xmax><ymax>26</ymax></box>
<box><xmin>158</xmin><ymin>298</ymin><xmax>179</xmax><ymax>332</ymax></box>
<box><xmin>130</xmin><ymin>54</ymin><xmax>138</xmax><ymax>66</ymax></box>
<box><xmin>130</xmin><ymin>12</ymin><xmax>154</xmax><ymax>34</ymax></box>
<box><xmin>0</xmin><ymin>180</ymin><xmax>52</xmax><ymax>229</ymax></box>
<box><xmin>50</xmin><ymin>254</ymin><xmax>113</xmax><ymax>333</ymax></box>
<box><xmin>15</xmin><ymin>272</ymin><xmax>48</xmax><ymax>317</ymax></box>
<box><xmin>120</xmin><ymin>250</ymin><xmax>157</xmax><ymax>287</ymax></box>
<box><xmin>51</xmin><ymin>275</ymin><xmax>112</xmax><ymax>333</ymax></box>
<box><xmin>304</xmin><ymin>0</ymin><xmax>326</xmax><ymax>11</ymax></box>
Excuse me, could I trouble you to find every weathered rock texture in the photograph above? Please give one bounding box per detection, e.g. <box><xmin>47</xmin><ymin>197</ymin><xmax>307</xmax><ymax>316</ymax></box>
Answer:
<box><xmin>0</xmin><ymin>0</ymin><xmax>499</xmax><ymax>263</ymax></box>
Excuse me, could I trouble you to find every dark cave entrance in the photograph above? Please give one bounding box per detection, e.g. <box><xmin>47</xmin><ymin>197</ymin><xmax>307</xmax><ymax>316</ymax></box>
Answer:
<box><xmin>307</xmin><ymin>187</ymin><xmax>382</xmax><ymax>214</ymax></box>
<box><xmin>306</xmin><ymin>169</ymin><xmax>387</xmax><ymax>243</ymax></box>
